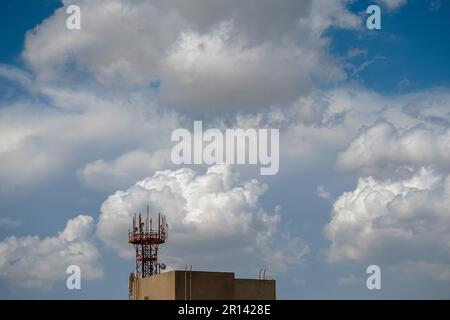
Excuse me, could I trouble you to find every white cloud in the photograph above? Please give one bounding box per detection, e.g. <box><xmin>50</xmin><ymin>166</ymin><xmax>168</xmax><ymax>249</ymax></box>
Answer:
<box><xmin>337</xmin><ymin>121</ymin><xmax>450</xmax><ymax>176</ymax></box>
<box><xmin>333</xmin><ymin>89</ymin><xmax>450</xmax><ymax>177</ymax></box>
<box><xmin>78</xmin><ymin>149</ymin><xmax>173</xmax><ymax>192</ymax></box>
<box><xmin>316</xmin><ymin>185</ymin><xmax>335</xmax><ymax>202</ymax></box>
<box><xmin>346</xmin><ymin>48</ymin><xmax>368</xmax><ymax>59</ymax></box>
<box><xmin>336</xmin><ymin>274</ymin><xmax>364</xmax><ymax>285</ymax></box>
<box><xmin>377</xmin><ymin>0</ymin><xmax>408</xmax><ymax>11</ymax></box>
<box><xmin>2</xmin><ymin>76</ymin><xmax>447</xmax><ymax>195</ymax></box>
<box><xmin>161</xmin><ymin>26</ymin><xmax>327</xmax><ymax>111</ymax></box>
<box><xmin>0</xmin><ymin>0</ymin><xmax>380</xmax><ymax>195</ymax></box>
<box><xmin>0</xmin><ymin>218</ymin><xmax>22</xmax><ymax>228</ymax></box>
<box><xmin>0</xmin><ymin>94</ymin><xmax>180</xmax><ymax>194</ymax></box>
<box><xmin>260</xmin><ymin>87</ymin><xmax>387</xmax><ymax>171</ymax></box>
<box><xmin>0</xmin><ymin>0</ymin><xmax>448</xmax><ymax>297</ymax></box>
<box><xmin>0</xmin><ymin>215</ymin><xmax>103</xmax><ymax>289</ymax></box>
<box><xmin>325</xmin><ymin>167</ymin><xmax>450</xmax><ymax>281</ymax></box>
<box><xmin>22</xmin><ymin>0</ymin><xmax>360</xmax><ymax>111</ymax></box>
<box><xmin>0</xmin><ymin>64</ymin><xmax>33</xmax><ymax>90</ymax></box>
<box><xmin>97</xmin><ymin>164</ymin><xmax>308</xmax><ymax>273</ymax></box>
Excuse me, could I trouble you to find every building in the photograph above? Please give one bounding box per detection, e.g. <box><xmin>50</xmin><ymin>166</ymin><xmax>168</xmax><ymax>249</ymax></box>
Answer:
<box><xmin>127</xmin><ymin>212</ymin><xmax>275</xmax><ymax>300</ymax></box>
<box><xmin>129</xmin><ymin>270</ymin><xmax>276</xmax><ymax>300</ymax></box>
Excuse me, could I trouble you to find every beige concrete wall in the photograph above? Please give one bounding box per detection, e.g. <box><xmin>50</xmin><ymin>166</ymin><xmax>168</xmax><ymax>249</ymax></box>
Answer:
<box><xmin>130</xmin><ymin>270</ymin><xmax>276</xmax><ymax>300</ymax></box>
<box><xmin>234</xmin><ymin>279</ymin><xmax>276</xmax><ymax>300</ymax></box>
<box><xmin>132</xmin><ymin>271</ymin><xmax>175</xmax><ymax>300</ymax></box>
<box><xmin>174</xmin><ymin>270</ymin><xmax>235</xmax><ymax>300</ymax></box>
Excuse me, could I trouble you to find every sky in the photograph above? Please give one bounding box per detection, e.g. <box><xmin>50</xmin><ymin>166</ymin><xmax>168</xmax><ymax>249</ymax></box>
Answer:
<box><xmin>0</xmin><ymin>0</ymin><xmax>450</xmax><ymax>299</ymax></box>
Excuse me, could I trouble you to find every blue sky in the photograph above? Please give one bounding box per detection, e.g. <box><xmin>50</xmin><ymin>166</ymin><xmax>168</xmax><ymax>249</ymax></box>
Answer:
<box><xmin>0</xmin><ymin>1</ymin><xmax>62</xmax><ymax>64</ymax></box>
<box><xmin>1</xmin><ymin>0</ymin><xmax>450</xmax><ymax>299</ymax></box>
<box><xmin>328</xmin><ymin>0</ymin><xmax>450</xmax><ymax>92</ymax></box>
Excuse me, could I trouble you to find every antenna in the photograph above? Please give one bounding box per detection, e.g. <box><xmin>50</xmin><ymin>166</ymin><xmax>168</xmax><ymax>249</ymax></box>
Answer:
<box><xmin>146</xmin><ymin>206</ymin><xmax>149</xmax><ymax>232</ymax></box>
<box><xmin>128</xmin><ymin>207</ymin><xmax>168</xmax><ymax>278</ymax></box>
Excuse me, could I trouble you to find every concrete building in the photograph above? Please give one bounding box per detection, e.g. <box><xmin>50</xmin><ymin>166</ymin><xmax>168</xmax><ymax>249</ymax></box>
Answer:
<box><xmin>129</xmin><ymin>270</ymin><xmax>276</xmax><ymax>300</ymax></box>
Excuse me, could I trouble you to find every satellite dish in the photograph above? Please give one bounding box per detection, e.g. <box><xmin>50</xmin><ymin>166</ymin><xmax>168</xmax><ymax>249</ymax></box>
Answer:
<box><xmin>160</xmin><ymin>263</ymin><xmax>166</xmax><ymax>270</ymax></box>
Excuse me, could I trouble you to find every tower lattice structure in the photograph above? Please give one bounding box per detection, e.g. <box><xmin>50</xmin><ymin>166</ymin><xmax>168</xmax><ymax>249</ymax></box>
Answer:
<box><xmin>128</xmin><ymin>207</ymin><xmax>168</xmax><ymax>278</ymax></box>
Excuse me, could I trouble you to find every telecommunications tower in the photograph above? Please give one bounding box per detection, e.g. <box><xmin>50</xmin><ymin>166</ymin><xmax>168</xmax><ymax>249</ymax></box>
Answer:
<box><xmin>128</xmin><ymin>206</ymin><xmax>168</xmax><ymax>278</ymax></box>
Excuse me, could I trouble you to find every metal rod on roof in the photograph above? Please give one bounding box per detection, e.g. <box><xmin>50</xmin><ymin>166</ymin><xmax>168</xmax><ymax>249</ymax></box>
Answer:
<box><xmin>184</xmin><ymin>266</ymin><xmax>187</xmax><ymax>300</ymax></box>
<box><xmin>189</xmin><ymin>265</ymin><xmax>192</xmax><ymax>300</ymax></box>
<box><xmin>146</xmin><ymin>206</ymin><xmax>149</xmax><ymax>232</ymax></box>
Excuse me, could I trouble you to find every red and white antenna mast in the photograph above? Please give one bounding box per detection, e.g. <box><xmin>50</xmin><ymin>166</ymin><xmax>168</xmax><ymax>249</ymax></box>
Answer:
<box><xmin>128</xmin><ymin>206</ymin><xmax>168</xmax><ymax>278</ymax></box>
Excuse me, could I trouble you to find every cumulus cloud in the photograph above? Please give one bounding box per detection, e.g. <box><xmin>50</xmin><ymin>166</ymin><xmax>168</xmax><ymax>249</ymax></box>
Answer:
<box><xmin>337</xmin><ymin>121</ymin><xmax>450</xmax><ymax>176</ymax></box>
<box><xmin>334</xmin><ymin>89</ymin><xmax>450</xmax><ymax>177</ymax></box>
<box><xmin>78</xmin><ymin>149</ymin><xmax>173</xmax><ymax>192</ymax></box>
<box><xmin>97</xmin><ymin>164</ymin><xmax>308</xmax><ymax>273</ymax></box>
<box><xmin>22</xmin><ymin>0</ymin><xmax>360</xmax><ymax>111</ymax></box>
<box><xmin>325</xmin><ymin>167</ymin><xmax>450</xmax><ymax>281</ymax></box>
<box><xmin>0</xmin><ymin>215</ymin><xmax>102</xmax><ymax>289</ymax></box>
<box><xmin>2</xmin><ymin>71</ymin><xmax>447</xmax><ymax>195</ymax></box>
<box><xmin>0</xmin><ymin>0</ymin><xmax>380</xmax><ymax>195</ymax></box>
<box><xmin>190</xmin><ymin>87</ymin><xmax>450</xmax><ymax>176</ymax></box>
<box><xmin>0</xmin><ymin>0</ymin><xmax>448</xmax><ymax>298</ymax></box>
<box><xmin>259</xmin><ymin>87</ymin><xmax>388</xmax><ymax>171</ymax></box>
<box><xmin>0</xmin><ymin>93</ymin><xmax>180</xmax><ymax>193</ymax></box>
